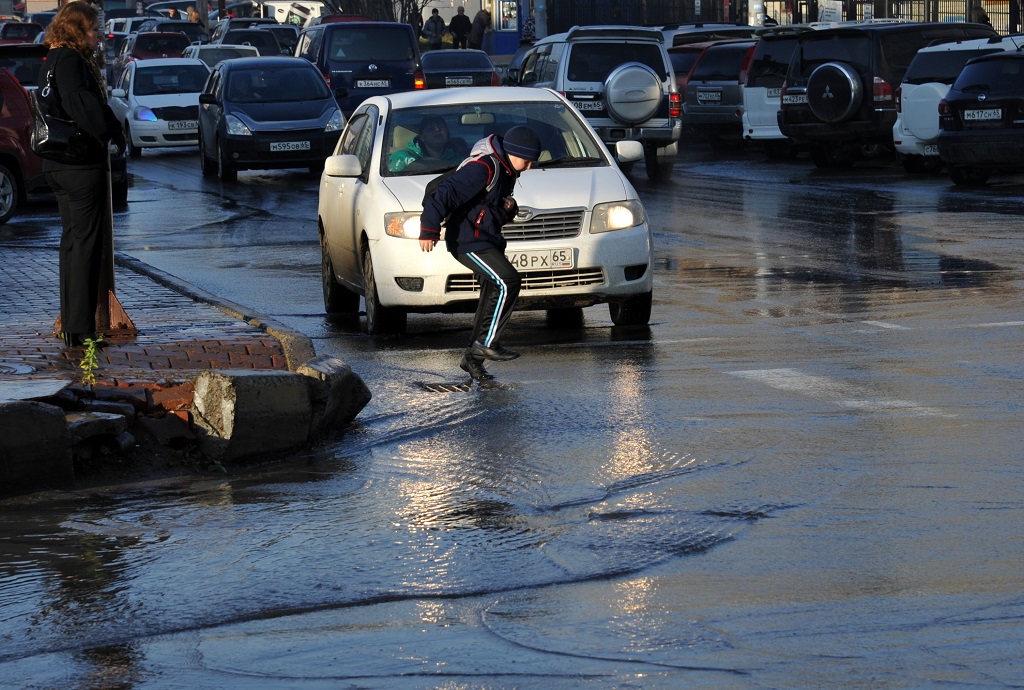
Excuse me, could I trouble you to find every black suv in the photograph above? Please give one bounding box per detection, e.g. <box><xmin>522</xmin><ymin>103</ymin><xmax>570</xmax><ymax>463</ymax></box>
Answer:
<box><xmin>505</xmin><ymin>25</ymin><xmax>681</xmax><ymax>180</ymax></box>
<box><xmin>294</xmin><ymin>22</ymin><xmax>423</xmax><ymax>117</ymax></box>
<box><xmin>938</xmin><ymin>52</ymin><xmax>1024</xmax><ymax>186</ymax></box>
<box><xmin>778</xmin><ymin>21</ymin><xmax>997</xmax><ymax>168</ymax></box>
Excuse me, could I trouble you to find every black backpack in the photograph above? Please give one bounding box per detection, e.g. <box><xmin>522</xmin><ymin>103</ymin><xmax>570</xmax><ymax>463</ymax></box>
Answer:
<box><xmin>421</xmin><ymin>153</ymin><xmax>501</xmax><ymax>226</ymax></box>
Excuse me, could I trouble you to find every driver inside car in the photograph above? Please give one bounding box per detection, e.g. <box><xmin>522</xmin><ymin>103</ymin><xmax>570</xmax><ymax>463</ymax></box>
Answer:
<box><xmin>389</xmin><ymin>115</ymin><xmax>466</xmax><ymax>172</ymax></box>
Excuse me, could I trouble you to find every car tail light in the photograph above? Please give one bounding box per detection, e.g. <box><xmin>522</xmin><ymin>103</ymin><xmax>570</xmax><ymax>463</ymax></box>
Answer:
<box><xmin>780</xmin><ymin>81</ymin><xmax>790</xmax><ymax>109</ymax></box>
<box><xmin>321</xmin><ymin>71</ymin><xmax>331</xmax><ymax>88</ymax></box>
<box><xmin>895</xmin><ymin>85</ymin><xmax>902</xmax><ymax>113</ymax></box>
<box><xmin>669</xmin><ymin>91</ymin><xmax>681</xmax><ymax>118</ymax></box>
<box><xmin>873</xmin><ymin>76</ymin><xmax>893</xmax><ymax>104</ymax></box>
<box><xmin>414</xmin><ymin>71</ymin><xmax>425</xmax><ymax>90</ymax></box>
<box><xmin>938</xmin><ymin>99</ymin><xmax>950</xmax><ymax>116</ymax></box>
<box><xmin>491</xmin><ymin>71</ymin><xmax>500</xmax><ymax>86</ymax></box>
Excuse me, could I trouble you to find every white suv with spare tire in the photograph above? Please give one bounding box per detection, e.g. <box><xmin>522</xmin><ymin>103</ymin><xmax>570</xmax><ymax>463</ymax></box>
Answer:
<box><xmin>506</xmin><ymin>25</ymin><xmax>682</xmax><ymax>181</ymax></box>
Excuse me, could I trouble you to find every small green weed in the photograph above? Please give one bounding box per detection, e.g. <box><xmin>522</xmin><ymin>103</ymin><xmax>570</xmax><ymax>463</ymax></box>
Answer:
<box><xmin>79</xmin><ymin>335</ymin><xmax>104</xmax><ymax>388</ymax></box>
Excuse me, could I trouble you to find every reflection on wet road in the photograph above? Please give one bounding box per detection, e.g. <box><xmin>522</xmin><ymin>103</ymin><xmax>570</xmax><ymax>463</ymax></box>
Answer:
<box><xmin>1</xmin><ymin>147</ymin><xmax>1021</xmax><ymax>687</ymax></box>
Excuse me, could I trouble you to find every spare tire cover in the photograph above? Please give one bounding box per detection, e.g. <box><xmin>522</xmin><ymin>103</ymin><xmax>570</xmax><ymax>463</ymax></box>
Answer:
<box><xmin>604</xmin><ymin>61</ymin><xmax>662</xmax><ymax>125</ymax></box>
<box><xmin>902</xmin><ymin>82</ymin><xmax>948</xmax><ymax>142</ymax></box>
<box><xmin>807</xmin><ymin>61</ymin><xmax>862</xmax><ymax>123</ymax></box>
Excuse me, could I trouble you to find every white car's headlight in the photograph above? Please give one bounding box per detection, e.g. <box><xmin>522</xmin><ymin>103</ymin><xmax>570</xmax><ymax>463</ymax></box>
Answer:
<box><xmin>132</xmin><ymin>105</ymin><xmax>157</xmax><ymax>122</ymax></box>
<box><xmin>324</xmin><ymin>108</ymin><xmax>345</xmax><ymax>132</ymax></box>
<box><xmin>384</xmin><ymin>212</ymin><xmax>422</xmax><ymax>239</ymax></box>
<box><xmin>225</xmin><ymin>113</ymin><xmax>252</xmax><ymax>136</ymax></box>
<box><xmin>590</xmin><ymin>199</ymin><xmax>646</xmax><ymax>234</ymax></box>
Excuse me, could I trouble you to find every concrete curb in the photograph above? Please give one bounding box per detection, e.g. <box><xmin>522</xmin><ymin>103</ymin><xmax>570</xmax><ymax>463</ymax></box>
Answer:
<box><xmin>115</xmin><ymin>253</ymin><xmax>317</xmax><ymax>372</ymax></box>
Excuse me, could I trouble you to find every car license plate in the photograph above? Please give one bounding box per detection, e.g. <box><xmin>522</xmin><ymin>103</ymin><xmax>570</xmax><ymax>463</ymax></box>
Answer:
<box><xmin>572</xmin><ymin>100</ymin><xmax>603</xmax><ymax>111</ymax></box>
<box><xmin>964</xmin><ymin>108</ymin><xmax>1001</xmax><ymax>121</ymax></box>
<box><xmin>767</xmin><ymin>87</ymin><xmax>782</xmax><ymax>98</ymax></box>
<box><xmin>507</xmin><ymin>248</ymin><xmax>574</xmax><ymax>270</ymax></box>
<box><xmin>168</xmin><ymin>120</ymin><xmax>197</xmax><ymax>130</ymax></box>
<box><xmin>782</xmin><ymin>93</ymin><xmax>807</xmax><ymax>105</ymax></box>
<box><xmin>697</xmin><ymin>90</ymin><xmax>721</xmax><ymax>103</ymax></box>
<box><xmin>356</xmin><ymin>79</ymin><xmax>390</xmax><ymax>88</ymax></box>
<box><xmin>923</xmin><ymin>144</ymin><xmax>939</xmax><ymax>156</ymax></box>
<box><xmin>445</xmin><ymin>76</ymin><xmax>472</xmax><ymax>86</ymax></box>
<box><xmin>270</xmin><ymin>141</ymin><xmax>311</xmax><ymax>152</ymax></box>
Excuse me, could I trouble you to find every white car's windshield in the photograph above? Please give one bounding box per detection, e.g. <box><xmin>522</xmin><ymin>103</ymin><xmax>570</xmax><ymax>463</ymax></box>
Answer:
<box><xmin>134</xmin><ymin>65</ymin><xmax>209</xmax><ymax>95</ymax></box>
<box><xmin>383</xmin><ymin>101</ymin><xmax>606</xmax><ymax>177</ymax></box>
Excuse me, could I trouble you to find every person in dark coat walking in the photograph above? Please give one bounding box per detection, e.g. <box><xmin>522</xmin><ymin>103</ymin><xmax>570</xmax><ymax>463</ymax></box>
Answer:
<box><xmin>420</xmin><ymin>126</ymin><xmax>541</xmax><ymax>380</ymax></box>
<box><xmin>468</xmin><ymin>8</ymin><xmax>489</xmax><ymax>50</ymax></box>
<box><xmin>41</xmin><ymin>2</ymin><xmax>126</xmax><ymax>347</ymax></box>
<box><xmin>448</xmin><ymin>5</ymin><xmax>472</xmax><ymax>49</ymax></box>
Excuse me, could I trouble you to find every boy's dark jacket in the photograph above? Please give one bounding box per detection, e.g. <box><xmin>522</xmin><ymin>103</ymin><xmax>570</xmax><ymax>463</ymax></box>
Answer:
<box><xmin>420</xmin><ymin>134</ymin><xmax>520</xmax><ymax>256</ymax></box>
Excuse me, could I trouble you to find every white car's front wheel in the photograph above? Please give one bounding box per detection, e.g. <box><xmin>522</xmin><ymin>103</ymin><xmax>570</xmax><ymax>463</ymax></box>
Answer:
<box><xmin>609</xmin><ymin>290</ymin><xmax>652</xmax><ymax>327</ymax></box>
<box><xmin>124</xmin><ymin>124</ymin><xmax>141</xmax><ymax>159</ymax></box>
<box><xmin>362</xmin><ymin>250</ymin><xmax>406</xmax><ymax>335</ymax></box>
<box><xmin>322</xmin><ymin>238</ymin><xmax>359</xmax><ymax>315</ymax></box>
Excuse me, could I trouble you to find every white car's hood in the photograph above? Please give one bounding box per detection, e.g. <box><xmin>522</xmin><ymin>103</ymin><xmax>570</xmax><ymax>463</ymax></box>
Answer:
<box><xmin>382</xmin><ymin>166</ymin><xmax>633</xmax><ymax>214</ymax></box>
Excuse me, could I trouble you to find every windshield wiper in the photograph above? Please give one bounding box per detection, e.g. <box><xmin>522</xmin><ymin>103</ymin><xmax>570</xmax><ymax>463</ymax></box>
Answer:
<box><xmin>535</xmin><ymin>156</ymin><xmax>603</xmax><ymax>168</ymax></box>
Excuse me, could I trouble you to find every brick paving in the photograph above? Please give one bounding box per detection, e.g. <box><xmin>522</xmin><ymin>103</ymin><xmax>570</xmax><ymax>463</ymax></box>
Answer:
<box><xmin>0</xmin><ymin>246</ymin><xmax>289</xmax><ymax>386</ymax></box>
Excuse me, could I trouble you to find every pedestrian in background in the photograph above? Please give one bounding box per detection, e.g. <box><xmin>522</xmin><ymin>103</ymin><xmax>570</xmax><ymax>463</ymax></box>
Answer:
<box><xmin>419</xmin><ymin>126</ymin><xmax>542</xmax><ymax>381</ymax></box>
<box><xmin>468</xmin><ymin>8</ymin><xmax>489</xmax><ymax>50</ymax></box>
<box><xmin>41</xmin><ymin>1</ymin><xmax>125</xmax><ymax>347</ymax></box>
<box><xmin>422</xmin><ymin>8</ymin><xmax>446</xmax><ymax>50</ymax></box>
<box><xmin>448</xmin><ymin>5</ymin><xmax>471</xmax><ymax>49</ymax></box>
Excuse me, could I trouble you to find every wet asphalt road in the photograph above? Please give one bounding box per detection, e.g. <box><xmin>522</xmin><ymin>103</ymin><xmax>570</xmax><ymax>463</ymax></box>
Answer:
<box><xmin>0</xmin><ymin>145</ymin><xmax>1022</xmax><ymax>688</ymax></box>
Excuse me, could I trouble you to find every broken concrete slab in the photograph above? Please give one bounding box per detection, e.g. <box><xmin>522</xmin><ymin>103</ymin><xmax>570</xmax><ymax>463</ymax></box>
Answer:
<box><xmin>297</xmin><ymin>355</ymin><xmax>372</xmax><ymax>439</ymax></box>
<box><xmin>0</xmin><ymin>400</ymin><xmax>73</xmax><ymax>495</ymax></box>
<box><xmin>191</xmin><ymin>369</ymin><xmax>312</xmax><ymax>462</ymax></box>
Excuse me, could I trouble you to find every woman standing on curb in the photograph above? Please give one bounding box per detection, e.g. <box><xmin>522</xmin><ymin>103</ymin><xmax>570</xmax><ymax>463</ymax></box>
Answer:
<box><xmin>40</xmin><ymin>2</ymin><xmax>125</xmax><ymax>347</ymax></box>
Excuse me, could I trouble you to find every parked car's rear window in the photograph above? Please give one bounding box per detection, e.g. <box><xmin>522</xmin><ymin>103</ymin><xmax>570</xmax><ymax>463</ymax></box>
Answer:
<box><xmin>669</xmin><ymin>50</ymin><xmax>701</xmax><ymax>77</ymax></box>
<box><xmin>328</xmin><ymin>26</ymin><xmax>416</xmax><ymax>61</ymax></box>
<box><xmin>796</xmin><ymin>34</ymin><xmax>872</xmax><ymax>77</ymax></box>
<box><xmin>902</xmin><ymin>48</ymin><xmax>1003</xmax><ymax>85</ymax></box>
<box><xmin>746</xmin><ymin>37</ymin><xmax>800</xmax><ymax>88</ymax></box>
<box><xmin>954</xmin><ymin>57</ymin><xmax>1024</xmax><ymax>90</ymax></box>
<box><xmin>690</xmin><ymin>42</ymin><xmax>754</xmax><ymax>81</ymax></box>
<box><xmin>136</xmin><ymin>34</ymin><xmax>191</xmax><ymax>53</ymax></box>
<box><xmin>422</xmin><ymin>51</ymin><xmax>492</xmax><ymax>70</ymax></box>
<box><xmin>567</xmin><ymin>43</ymin><xmax>667</xmax><ymax>82</ymax></box>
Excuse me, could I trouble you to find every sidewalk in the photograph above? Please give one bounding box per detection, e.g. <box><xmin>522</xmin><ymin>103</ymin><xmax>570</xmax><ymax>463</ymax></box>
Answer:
<box><xmin>0</xmin><ymin>246</ymin><xmax>311</xmax><ymax>391</ymax></box>
<box><xmin>0</xmin><ymin>245</ymin><xmax>334</xmax><ymax>494</ymax></box>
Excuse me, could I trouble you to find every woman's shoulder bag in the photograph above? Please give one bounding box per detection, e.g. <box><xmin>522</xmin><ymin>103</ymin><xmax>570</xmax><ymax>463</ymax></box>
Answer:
<box><xmin>30</xmin><ymin>57</ymin><xmax>88</xmax><ymax>164</ymax></box>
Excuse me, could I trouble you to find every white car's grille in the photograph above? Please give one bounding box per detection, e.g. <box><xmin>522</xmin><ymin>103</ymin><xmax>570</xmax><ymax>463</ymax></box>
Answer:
<box><xmin>503</xmin><ymin>209</ymin><xmax>584</xmax><ymax>241</ymax></box>
<box><xmin>447</xmin><ymin>267</ymin><xmax>605</xmax><ymax>292</ymax></box>
<box><xmin>152</xmin><ymin>105</ymin><xmax>199</xmax><ymax>120</ymax></box>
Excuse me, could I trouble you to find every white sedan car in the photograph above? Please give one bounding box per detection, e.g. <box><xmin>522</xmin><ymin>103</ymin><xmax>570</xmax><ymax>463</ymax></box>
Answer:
<box><xmin>108</xmin><ymin>58</ymin><xmax>211</xmax><ymax>157</ymax></box>
<box><xmin>318</xmin><ymin>87</ymin><xmax>653</xmax><ymax>335</ymax></box>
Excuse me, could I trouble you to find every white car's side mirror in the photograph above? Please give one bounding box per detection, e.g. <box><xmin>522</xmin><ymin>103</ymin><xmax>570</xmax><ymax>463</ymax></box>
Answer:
<box><xmin>615</xmin><ymin>140</ymin><xmax>643</xmax><ymax>163</ymax></box>
<box><xmin>324</xmin><ymin>153</ymin><xmax>362</xmax><ymax>177</ymax></box>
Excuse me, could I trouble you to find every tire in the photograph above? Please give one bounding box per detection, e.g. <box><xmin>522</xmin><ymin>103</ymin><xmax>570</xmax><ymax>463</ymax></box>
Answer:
<box><xmin>644</xmin><ymin>145</ymin><xmax>673</xmax><ymax>181</ymax></box>
<box><xmin>362</xmin><ymin>249</ymin><xmax>406</xmax><ymax>335</ymax></box>
<box><xmin>807</xmin><ymin>62</ymin><xmax>862</xmax><ymax>123</ymax></box>
<box><xmin>124</xmin><ymin>124</ymin><xmax>142</xmax><ymax>159</ymax></box>
<box><xmin>546</xmin><ymin>306</ymin><xmax>585</xmax><ymax>328</ymax></box>
<box><xmin>809</xmin><ymin>142</ymin><xmax>856</xmax><ymax>169</ymax></box>
<box><xmin>217</xmin><ymin>138</ymin><xmax>236</xmax><ymax>182</ymax></box>
<box><xmin>901</xmin><ymin>154</ymin><xmax>943</xmax><ymax>175</ymax></box>
<box><xmin>199</xmin><ymin>135</ymin><xmax>216</xmax><ymax>177</ymax></box>
<box><xmin>0</xmin><ymin>162</ymin><xmax>19</xmax><ymax>225</ymax></box>
<box><xmin>604</xmin><ymin>62</ymin><xmax>662</xmax><ymax>125</ymax></box>
<box><xmin>322</xmin><ymin>237</ymin><xmax>359</xmax><ymax>315</ymax></box>
<box><xmin>948</xmin><ymin>166</ymin><xmax>990</xmax><ymax>186</ymax></box>
<box><xmin>111</xmin><ymin>171</ymin><xmax>129</xmax><ymax>207</ymax></box>
<box><xmin>609</xmin><ymin>290</ymin><xmax>652</xmax><ymax>327</ymax></box>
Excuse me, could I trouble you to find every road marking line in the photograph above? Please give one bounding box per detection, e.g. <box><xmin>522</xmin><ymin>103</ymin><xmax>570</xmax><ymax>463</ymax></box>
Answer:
<box><xmin>729</xmin><ymin>368</ymin><xmax>953</xmax><ymax>417</ymax></box>
<box><xmin>862</xmin><ymin>321</ymin><xmax>910</xmax><ymax>330</ymax></box>
<box><xmin>969</xmin><ymin>321</ymin><xmax>1024</xmax><ymax>328</ymax></box>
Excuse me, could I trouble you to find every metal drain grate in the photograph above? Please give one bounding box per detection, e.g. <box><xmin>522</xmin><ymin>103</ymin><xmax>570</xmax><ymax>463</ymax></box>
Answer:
<box><xmin>416</xmin><ymin>380</ymin><xmax>512</xmax><ymax>393</ymax></box>
<box><xmin>0</xmin><ymin>362</ymin><xmax>36</xmax><ymax>375</ymax></box>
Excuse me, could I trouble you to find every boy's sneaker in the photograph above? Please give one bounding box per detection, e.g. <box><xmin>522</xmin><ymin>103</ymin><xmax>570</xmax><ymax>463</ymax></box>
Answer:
<box><xmin>470</xmin><ymin>340</ymin><xmax>519</xmax><ymax>361</ymax></box>
<box><xmin>460</xmin><ymin>352</ymin><xmax>495</xmax><ymax>380</ymax></box>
